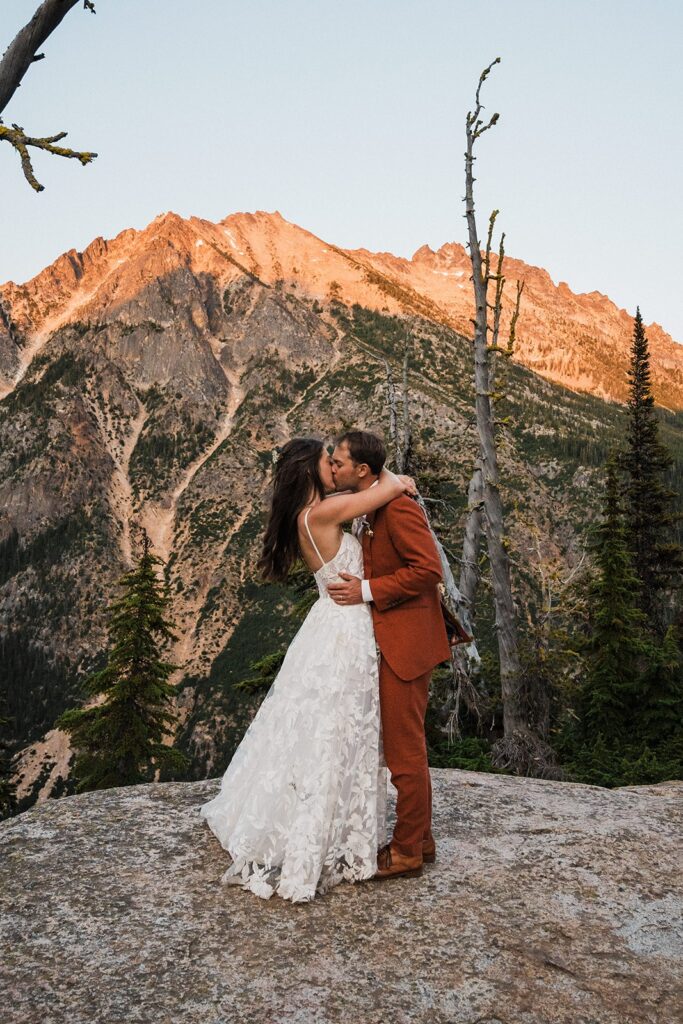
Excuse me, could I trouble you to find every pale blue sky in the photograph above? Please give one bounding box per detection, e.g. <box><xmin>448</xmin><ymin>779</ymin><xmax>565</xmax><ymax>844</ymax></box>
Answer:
<box><xmin>2</xmin><ymin>0</ymin><xmax>682</xmax><ymax>341</ymax></box>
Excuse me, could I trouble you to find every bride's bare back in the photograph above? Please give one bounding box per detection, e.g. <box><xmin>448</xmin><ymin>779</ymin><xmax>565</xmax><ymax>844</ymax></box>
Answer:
<box><xmin>297</xmin><ymin>505</ymin><xmax>344</xmax><ymax>571</ymax></box>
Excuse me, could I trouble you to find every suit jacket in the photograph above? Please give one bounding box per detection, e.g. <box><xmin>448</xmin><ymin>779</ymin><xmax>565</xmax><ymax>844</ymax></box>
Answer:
<box><xmin>362</xmin><ymin>494</ymin><xmax>451</xmax><ymax>681</ymax></box>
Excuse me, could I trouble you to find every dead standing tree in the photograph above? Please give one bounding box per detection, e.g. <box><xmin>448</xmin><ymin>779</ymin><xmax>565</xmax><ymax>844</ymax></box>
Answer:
<box><xmin>384</xmin><ymin>332</ymin><xmax>413</xmax><ymax>476</ymax></box>
<box><xmin>0</xmin><ymin>0</ymin><xmax>98</xmax><ymax>191</ymax></box>
<box><xmin>458</xmin><ymin>234</ymin><xmax>522</xmax><ymax>649</ymax></box>
<box><xmin>463</xmin><ymin>58</ymin><xmax>557</xmax><ymax>776</ymax></box>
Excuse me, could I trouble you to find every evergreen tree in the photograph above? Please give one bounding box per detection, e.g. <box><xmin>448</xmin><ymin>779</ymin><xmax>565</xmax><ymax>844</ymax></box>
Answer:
<box><xmin>0</xmin><ymin>705</ymin><xmax>17</xmax><ymax>820</ymax></box>
<box><xmin>560</xmin><ymin>457</ymin><xmax>683</xmax><ymax>786</ymax></box>
<box><xmin>577</xmin><ymin>457</ymin><xmax>653</xmax><ymax>742</ymax></box>
<box><xmin>620</xmin><ymin>308</ymin><xmax>683</xmax><ymax>632</ymax></box>
<box><xmin>55</xmin><ymin>530</ymin><xmax>189</xmax><ymax>791</ymax></box>
<box><xmin>636</xmin><ymin>623</ymin><xmax>683</xmax><ymax>745</ymax></box>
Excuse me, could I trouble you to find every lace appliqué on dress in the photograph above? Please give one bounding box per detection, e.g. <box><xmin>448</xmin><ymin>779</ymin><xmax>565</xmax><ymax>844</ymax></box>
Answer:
<box><xmin>198</xmin><ymin>530</ymin><xmax>387</xmax><ymax>903</ymax></box>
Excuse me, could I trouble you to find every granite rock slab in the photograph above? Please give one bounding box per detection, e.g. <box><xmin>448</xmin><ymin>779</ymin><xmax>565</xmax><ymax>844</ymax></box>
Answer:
<box><xmin>1</xmin><ymin>769</ymin><xmax>682</xmax><ymax>1024</ymax></box>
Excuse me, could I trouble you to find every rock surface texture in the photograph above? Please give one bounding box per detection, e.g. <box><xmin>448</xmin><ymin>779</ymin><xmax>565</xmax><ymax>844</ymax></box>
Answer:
<box><xmin>2</xmin><ymin>769</ymin><xmax>682</xmax><ymax>1024</ymax></box>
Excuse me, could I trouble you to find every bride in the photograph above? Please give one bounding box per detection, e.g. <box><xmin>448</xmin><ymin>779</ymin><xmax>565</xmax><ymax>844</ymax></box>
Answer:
<box><xmin>198</xmin><ymin>436</ymin><xmax>414</xmax><ymax>903</ymax></box>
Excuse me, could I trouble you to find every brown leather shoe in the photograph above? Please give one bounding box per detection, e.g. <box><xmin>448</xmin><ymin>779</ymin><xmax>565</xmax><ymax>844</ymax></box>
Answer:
<box><xmin>376</xmin><ymin>841</ymin><xmax>436</xmax><ymax>864</ymax></box>
<box><xmin>373</xmin><ymin>843</ymin><xmax>423</xmax><ymax>881</ymax></box>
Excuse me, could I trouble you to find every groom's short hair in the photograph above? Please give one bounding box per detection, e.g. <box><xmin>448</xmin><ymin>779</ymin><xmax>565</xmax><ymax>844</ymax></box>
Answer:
<box><xmin>336</xmin><ymin>430</ymin><xmax>386</xmax><ymax>475</ymax></box>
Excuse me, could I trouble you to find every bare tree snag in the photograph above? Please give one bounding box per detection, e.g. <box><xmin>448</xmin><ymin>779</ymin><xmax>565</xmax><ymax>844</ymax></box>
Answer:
<box><xmin>0</xmin><ymin>0</ymin><xmax>98</xmax><ymax>190</ymax></box>
<box><xmin>463</xmin><ymin>59</ymin><xmax>557</xmax><ymax>776</ymax></box>
<box><xmin>385</xmin><ymin>334</ymin><xmax>413</xmax><ymax>474</ymax></box>
<box><xmin>400</xmin><ymin>340</ymin><xmax>412</xmax><ymax>472</ymax></box>
<box><xmin>459</xmin><ymin>460</ymin><xmax>484</xmax><ymax>633</ymax></box>
<box><xmin>384</xmin><ymin>358</ymin><xmax>399</xmax><ymax>461</ymax></box>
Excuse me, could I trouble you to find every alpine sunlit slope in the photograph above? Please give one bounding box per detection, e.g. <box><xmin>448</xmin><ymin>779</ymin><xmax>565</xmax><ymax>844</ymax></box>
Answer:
<box><xmin>2</xmin><ymin>209</ymin><xmax>681</xmax><ymax>407</ymax></box>
<box><xmin>1</xmin><ymin>209</ymin><xmax>682</xmax><ymax>809</ymax></box>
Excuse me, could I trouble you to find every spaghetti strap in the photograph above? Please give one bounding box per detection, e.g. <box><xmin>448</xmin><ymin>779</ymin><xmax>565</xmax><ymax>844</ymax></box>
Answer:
<box><xmin>304</xmin><ymin>507</ymin><xmax>326</xmax><ymax>569</ymax></box>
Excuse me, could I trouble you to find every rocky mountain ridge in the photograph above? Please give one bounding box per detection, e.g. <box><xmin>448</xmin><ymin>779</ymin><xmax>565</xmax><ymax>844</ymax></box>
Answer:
<box><xmin>2</xmin><ymin>209</ymin><xmax>682</xmax><ymax>408</ymax></box>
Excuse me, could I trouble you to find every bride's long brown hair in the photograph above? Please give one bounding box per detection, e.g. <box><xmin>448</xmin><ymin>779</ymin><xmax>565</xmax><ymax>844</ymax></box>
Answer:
<box><xmin>259</xmin><ymin>438</ymin><xmax>327</xmax><ymax>583</ymax></box>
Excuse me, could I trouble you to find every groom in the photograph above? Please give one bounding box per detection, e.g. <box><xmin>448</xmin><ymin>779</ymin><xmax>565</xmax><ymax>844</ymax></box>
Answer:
<box><xmin>328</xmin><ymin>429</ymin><xmax>451</xmax><ymax>880</ymax></box>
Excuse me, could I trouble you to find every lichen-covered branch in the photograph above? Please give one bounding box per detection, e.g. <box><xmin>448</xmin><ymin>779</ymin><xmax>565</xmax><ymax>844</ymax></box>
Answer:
<box><xmin>0</xmin><ymin>0</ymin><xmax>97</xmax><ymax>189</ymax></box>
<box><xmin>0</xmin><ymin>121</ymin><xmax>96</xmax><ymax>191</ymax></box>
<box><xmin>483</xmin><ymin>209</ymin><xmax>498</xmax><ymax>287</ymax></box>
<box><xmin>465</xmin><ymin>57</ymin><xmax>501</xmax><ymax>143</ymax></box>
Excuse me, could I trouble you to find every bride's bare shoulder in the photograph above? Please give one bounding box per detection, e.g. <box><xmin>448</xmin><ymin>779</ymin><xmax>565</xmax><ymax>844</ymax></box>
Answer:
<box><xmin>307</xmin><ymin>495</ymin><xmax>345</xmax><ymax>521</ymax></box>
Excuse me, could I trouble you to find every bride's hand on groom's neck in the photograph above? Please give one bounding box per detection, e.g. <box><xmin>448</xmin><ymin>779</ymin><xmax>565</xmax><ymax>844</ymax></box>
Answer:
<box><xmin>397</xmin><ymin>475</ymin><xmax>417</xmax><ymax>496</ymax></box>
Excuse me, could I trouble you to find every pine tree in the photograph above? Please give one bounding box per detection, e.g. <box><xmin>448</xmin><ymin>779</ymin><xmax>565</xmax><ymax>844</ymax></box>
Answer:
<box><xmin>55</xmin><ymin>530</ymin><xmax>189</xmax><ymax>791</ymax></box>
<box><xmin>577</xmin><ymin>457</ymin><xmax>653</xmax><ymax>742</ymax></box>
<box><xmin>620</xmin><ymin>308</ymin><xmax>683</xmax><ymax>632</ymax></box>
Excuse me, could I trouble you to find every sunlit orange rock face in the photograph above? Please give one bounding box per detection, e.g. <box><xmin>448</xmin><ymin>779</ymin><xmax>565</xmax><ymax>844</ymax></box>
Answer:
<box><xmin>1</xmin><ymin>208</ymin><xmax>681</xmax><ymax>408</ymax></box>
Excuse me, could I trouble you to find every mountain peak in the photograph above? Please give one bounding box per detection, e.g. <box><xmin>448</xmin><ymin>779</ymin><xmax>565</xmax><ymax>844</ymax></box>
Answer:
<box><xmin>1</xmin><ymin>209</ymin><xmax>681</xmax><ymax>408</ymax></box>
<box><xmin>412</xmin><ymin>243</ymin><xmax>436</xmax><ymax>261</ymax></box>
<box><xmin>151</xmin><ymin>210</ymin><xmax>184</xmax><ymax>225</ymax></box>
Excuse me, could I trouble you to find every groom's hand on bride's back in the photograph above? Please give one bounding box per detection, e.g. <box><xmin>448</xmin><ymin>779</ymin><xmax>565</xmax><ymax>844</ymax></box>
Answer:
<box><xmin>328</xmin><ymin>573</ymin><xmax>363</xmax><ymax>605</ymax></box>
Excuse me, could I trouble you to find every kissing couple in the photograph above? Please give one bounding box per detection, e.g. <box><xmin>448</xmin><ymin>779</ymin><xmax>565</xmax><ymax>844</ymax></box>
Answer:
<box><xmin>199</xmin><ymin>429</ymin><xmax>451</xmax><ymax>903</ymax></box>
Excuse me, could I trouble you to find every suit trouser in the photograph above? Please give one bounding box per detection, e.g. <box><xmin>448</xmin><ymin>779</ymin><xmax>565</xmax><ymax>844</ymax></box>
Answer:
<box><xmin>378</xmin><ymin>655</ymin><xmax>433</xmax><ymax>859</ymax></box>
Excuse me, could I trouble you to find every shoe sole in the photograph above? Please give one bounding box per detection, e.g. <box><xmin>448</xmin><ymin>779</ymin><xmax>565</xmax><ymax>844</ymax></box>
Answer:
<box><xmin>372</xmin><ymin>866</ymin><xmax>424</xmax><ymax>881</ymax></box>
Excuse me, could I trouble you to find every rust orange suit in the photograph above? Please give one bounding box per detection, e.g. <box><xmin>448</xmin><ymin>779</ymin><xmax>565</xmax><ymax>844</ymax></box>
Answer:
<box><xmin>361</xmin><ymin>495</ymin><xmax>451</xmax><ymax>859</ymax></box>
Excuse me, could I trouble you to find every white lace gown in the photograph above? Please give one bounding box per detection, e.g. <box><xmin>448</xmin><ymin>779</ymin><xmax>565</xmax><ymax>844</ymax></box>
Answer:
<box><xmin>198</xmin><ymin>525</ymin><xmax>387</xmax><ymax>903</ymax></box>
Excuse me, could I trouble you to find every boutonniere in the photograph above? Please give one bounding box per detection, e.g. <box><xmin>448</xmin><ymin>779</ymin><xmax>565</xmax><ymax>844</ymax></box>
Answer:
<box><xmin>357</xmin><ymin>515</ymin><xmax>374</xmax><ymax>539</ymax></box>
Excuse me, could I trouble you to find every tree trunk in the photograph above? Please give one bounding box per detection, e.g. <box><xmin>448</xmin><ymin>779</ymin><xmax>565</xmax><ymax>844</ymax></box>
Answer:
<box><xmin>400</xmin><ymin>343</ymin><xmax>412</xmax><ymax>472</ymax></box>
<box><xmin>384</xmin><ymin>358</ymin><xmax>399</xmax><ymax>465</ymax></box>
<box><xmin>463</xmin><ymin>61</ymin><xmax>557</xmax><ymax>775</ymax></box>
<box><xmin>459</xmin><ymin>461</ymin><xmax>484</xmax><ymax>635</ymax></box>
<box><xmin>0</xmin><ymin>0</ymin><xmax>82</xmax><ymax>116</ymax></box>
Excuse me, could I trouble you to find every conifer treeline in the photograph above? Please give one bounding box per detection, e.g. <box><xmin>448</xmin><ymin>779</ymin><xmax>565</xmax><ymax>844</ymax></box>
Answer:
<box><xmin>0</xmin><ymin>700</ymin><xmax>16</xmax><ymax>818</ymax></box>
<box><xmin>558</xmin><ymin>310</ymin><xmax>683</xmax><ymax>785</ymax></box>
<box><xmin>621</xmin><ymin>309</ymin><xmax>683</xmax><ymax>629</ymax></box>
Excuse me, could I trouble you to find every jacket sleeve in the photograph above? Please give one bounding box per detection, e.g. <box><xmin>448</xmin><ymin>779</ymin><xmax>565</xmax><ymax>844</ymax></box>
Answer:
<box><xmin>370</xmin><ymin>496</ymin><xmax>443</xmax><ymax>611</ymax></box>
